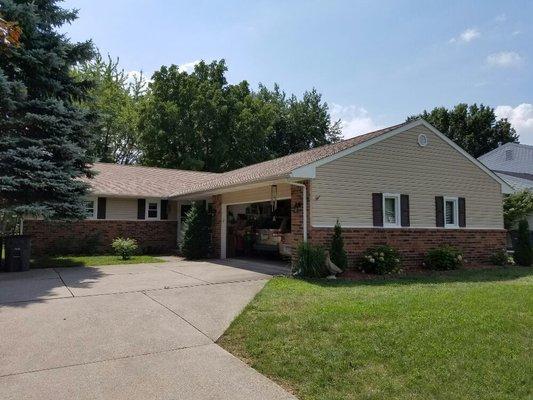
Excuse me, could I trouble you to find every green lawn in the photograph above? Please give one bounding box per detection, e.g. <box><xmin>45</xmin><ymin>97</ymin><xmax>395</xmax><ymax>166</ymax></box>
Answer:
<box><xmin>219</xmin><ymin>267</ymin><xmax>533</xmax><ymax>400</ymax></box>
<box><xmin>31</xmin><ymin>254</ymin><xmax>166</xmax><ymax>268</ymax></box>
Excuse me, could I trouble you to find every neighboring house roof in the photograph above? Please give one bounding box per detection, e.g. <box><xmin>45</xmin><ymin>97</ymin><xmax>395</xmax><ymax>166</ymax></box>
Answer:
<box><xmin>478</xmin><ymin>142</ymin><xmax>533</xmax><ymax>175</ymax></box>
<box><xmin>494</xmin><ymin>171</ymin><xmax>533</xmax><ymax>191</ymax></box>
<box><xmin>169</xmin><ymin>122</ymin><xmax>409</xmax><ymax>197</ymax></box>
<box><xmin>86</xmin><ymin>162</ymin><xmax>218</xmax><ymax>198</ymax></box>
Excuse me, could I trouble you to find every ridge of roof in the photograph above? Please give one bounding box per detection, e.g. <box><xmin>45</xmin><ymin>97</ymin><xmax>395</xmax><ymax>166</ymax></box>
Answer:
<box><xmin>91</xmin><ymin>162</ymin><xmax>219</xmax><ymax>175</ymax></box>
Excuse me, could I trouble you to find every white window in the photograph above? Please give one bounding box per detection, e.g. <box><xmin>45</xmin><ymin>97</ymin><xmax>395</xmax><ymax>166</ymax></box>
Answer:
<box><xmin>85</xmin><ymin>199</ymin><xmax>96</xmax><ymax>219</ymax></box>
<box><xmin>383</xmin><ymin>193</ymin><xmax>401</xmax><ymax>227</ymax></box>
<box><xmin>146</xmin><ymin>199</ymin><xmax>160</xmax><ymax>219</ymax></box>
<box><xmin>444</xmin><ymin>197</ymin><xmax>458</xmax><ymax>228</ymax></box>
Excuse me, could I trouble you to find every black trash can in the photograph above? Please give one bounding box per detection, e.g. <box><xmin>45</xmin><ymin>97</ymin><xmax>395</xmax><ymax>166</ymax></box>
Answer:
<box><xmin>4</xmin><ymin>235</ymin><xmax>31</xmax><ymax>272</ymax></box>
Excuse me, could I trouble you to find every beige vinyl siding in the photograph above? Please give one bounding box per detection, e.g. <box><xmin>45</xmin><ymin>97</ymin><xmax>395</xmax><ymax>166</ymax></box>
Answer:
<box><xmin>221</xmin><ymin>183</ymin><xmax>291</xmax><ymax>205</ymax></box>
<box><xmin>105</xmin><ymin>198</ymin><xmax>178</xmax><ymax>220</ymax></box>
<box><xmin>105</xmin><ymin>198</ymin><xmax>139</xmax><ymax>220</ymax></box>
<box><xmin>311</xmin><ymin>125</ymin><xmax>504</xmax><ymax>229</ymax></box>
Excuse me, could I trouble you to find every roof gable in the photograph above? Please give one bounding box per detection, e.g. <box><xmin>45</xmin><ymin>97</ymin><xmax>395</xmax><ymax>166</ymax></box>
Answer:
<box><xmin>290</xmin><ymin>119</ymin><xmax>513</xmax><ymax>193</ymax></box>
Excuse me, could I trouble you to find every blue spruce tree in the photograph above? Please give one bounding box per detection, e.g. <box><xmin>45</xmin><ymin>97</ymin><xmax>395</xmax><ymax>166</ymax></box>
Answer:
<box><xmin>0</xmin><ymin>1</ymin><xmax>96</xmax><ymax>223</ymax></box>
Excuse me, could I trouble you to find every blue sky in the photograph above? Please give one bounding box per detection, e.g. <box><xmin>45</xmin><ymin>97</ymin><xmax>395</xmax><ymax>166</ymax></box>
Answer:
<box><xmin>62</xmin><ymin>0</ymin><xmax>533</xmax><ymax>144</ymax></box>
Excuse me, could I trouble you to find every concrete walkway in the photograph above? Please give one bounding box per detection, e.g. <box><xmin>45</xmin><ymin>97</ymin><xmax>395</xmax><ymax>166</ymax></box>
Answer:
<box><xmin>0</xmin><ymin>257</ymin><xmax>296</xmax><ymax>400</ymax></box>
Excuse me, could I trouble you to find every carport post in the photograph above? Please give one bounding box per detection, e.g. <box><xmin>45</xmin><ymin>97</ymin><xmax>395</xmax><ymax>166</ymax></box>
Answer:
<box><xmin>289</xmin><ymin>182</ymin><xmax>307</xmax><ymax>243</ymax></box>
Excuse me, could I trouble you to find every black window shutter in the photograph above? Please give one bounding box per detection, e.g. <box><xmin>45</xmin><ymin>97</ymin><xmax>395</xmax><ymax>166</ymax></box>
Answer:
<box><xmin>161</xmin><ymin>200</ymin><xmax>169</xmax><ymax>220</ymax></box>
<box><xmin>435</xmin><ymin>196</ymin><xmax>444</xmax><ymax>227</ymax></box>
<box><xmin>137</xmin><ymin>199</ymin><xmax>146</xmax><ymax>220</ymax></box>
<box><xmin>97</xmin><ymin>197</ymin><xmax>106</xmax><ymax>220</ymax></box>
<box><xmin>372</xmin><ymin>193</ymin><xmax>383</xmax><ymax>227</ymax></box>
<box><xmin>400</xmin><ymin>194</ymin><xmax>410</xmax><ymax>227</ymax></box>
<box><xmin>458</xmin><ymin>197</ymin><xmax>466</xmax><ymax>227</ymax></box>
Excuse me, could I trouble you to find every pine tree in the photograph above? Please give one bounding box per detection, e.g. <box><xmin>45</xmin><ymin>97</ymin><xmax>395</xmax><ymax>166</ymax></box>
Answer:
<box><xmin>181</xmin><ymin>202</ymin><xmax>211</xmax><ymax>259</ymax></box>
<box><xmin>330</xmin><ymin>219</ymin><xmax>347</xmax><ymax>270</ymax></box>
<box><xmin>0</xmin><ymin>1</ymin><xmax>96</xmax><ymax>224</ymax></box>
<box><xmin>514</xmin><ymin>219</ymin><xmax>532</xmax><ymax>266</ymax></box>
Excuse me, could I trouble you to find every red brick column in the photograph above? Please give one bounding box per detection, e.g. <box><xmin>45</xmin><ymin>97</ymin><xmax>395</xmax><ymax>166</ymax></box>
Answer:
<box><xmin>211</xmin><ymin>194</ymin><xmax>222</xmax><ymax>258</ymax></box>
<box><xmin>290</xmin><ymin>180</ymin><xmax>311</xmax><ymax>264</ymax></box>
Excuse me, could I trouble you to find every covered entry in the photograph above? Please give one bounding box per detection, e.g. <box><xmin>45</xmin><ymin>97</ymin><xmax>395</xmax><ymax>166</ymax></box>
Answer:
<box><xmin>220</xmin><ymin>183</ymin><xmax>294</xmax><ymax>260</ymax></box>
<box><xmin>226</xmin><ymin>199</ymin><xmax>292</xmax><ymax>259</ymax></box>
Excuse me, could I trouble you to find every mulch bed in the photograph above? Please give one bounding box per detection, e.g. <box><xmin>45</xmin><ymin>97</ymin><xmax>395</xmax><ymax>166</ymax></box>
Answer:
<box><xmin>338</xmin><ymin>264</ymin><xmax>501</xmax><ymax>281</ymax></box>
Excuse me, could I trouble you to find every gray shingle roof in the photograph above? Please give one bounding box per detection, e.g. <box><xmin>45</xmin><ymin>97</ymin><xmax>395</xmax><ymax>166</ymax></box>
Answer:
<box><xmin>85</xmin><ymin>163</ymin><xmax>218</xmax><ymax>198</ymax></box>
<box><xmin>169</xmin><ymin>122</ymin><xmax>409</xmax><ymax>197</ymax></box>
<box><xmin>85</xmin><ymin>121</ymin><xmax>412</xmax><ymax>198</ymax></box>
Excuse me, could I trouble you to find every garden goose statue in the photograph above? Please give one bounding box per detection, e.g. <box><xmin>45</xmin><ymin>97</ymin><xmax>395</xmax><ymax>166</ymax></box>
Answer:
<box><xmin>325</xmin><ymin>251</ymin><xmax>343</xmax><ymax>279</ymax></box>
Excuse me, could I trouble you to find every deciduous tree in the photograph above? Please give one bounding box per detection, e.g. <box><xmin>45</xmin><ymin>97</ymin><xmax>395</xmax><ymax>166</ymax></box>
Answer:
<box><xmin>74</xmin><ymin>53</ymin><xmax>147</xmax><ymax>164</ymax></box>
<box><xmin>408</xmin><ymin>103</ymin><xmax>518</xmax><ymax>157</ymax></box>
<box><xmin>139</xmin><ymin>60</ymin><xmax>340</xmax><ymax>172</ymax></box>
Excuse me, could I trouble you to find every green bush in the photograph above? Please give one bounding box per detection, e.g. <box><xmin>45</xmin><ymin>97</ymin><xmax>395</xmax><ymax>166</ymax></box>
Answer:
<box><xmin>424</xmin><ymin>245</ymin><xmax>463</xmax><ymax>270</ymax></box>
<box><xmin>489</xmin><ymin>249</ymin><xmax>515</xmax><ymax>266</ymax></box>
<box><xmin>513</xmin><ymin>219</ymin><xmax>532</xmax><ymax>266</ymax></box>
<box><xmin>329</xmin><ymin>220</ymin><xmax>347</xmax><ymax>270</ymax></box>
<box><xmin>361</xmin><ymin>245</ymin><xmax>402</xmax><ymax>274</ymax></box>
<box><xmin>295</xmin><ymin>242</ymin><xmax>327</xmax><ymax>278</ymax></box>
<box><xmin>111</xmin><ymin>237</ymin><xmax>139</xmax><ymax>260</ymax></box>
<box><xmin>181</xmin><ymin>202</ymin><xmax>211</xmax><ymax>260</ymax></box>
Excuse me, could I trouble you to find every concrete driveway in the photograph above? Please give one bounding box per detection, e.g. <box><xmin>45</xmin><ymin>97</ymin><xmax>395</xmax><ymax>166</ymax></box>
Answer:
<box><xmin>0</xmin><ymin>257</ymin><xmax>296</xmax><ymax>400</ymax></box>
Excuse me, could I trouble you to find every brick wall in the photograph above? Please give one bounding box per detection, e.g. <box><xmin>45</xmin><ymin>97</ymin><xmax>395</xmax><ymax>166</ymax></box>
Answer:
<box><xmin>311</xmin><ymin>227</ymin><xmax>506</xmax><ymax>268</ymax></box>
<box><xmin>24</xmin><ymin>220</ymin><xmax>177</xmax><ymax>256</ymax></box>
<box><xmin>290</xmin><ymin>180</ymin><xmax>506</xmax><ymax>269</ymax></box>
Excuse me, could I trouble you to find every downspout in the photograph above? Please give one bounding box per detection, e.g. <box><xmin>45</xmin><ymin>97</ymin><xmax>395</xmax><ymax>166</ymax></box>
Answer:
<box><xmin>289</xmin><ymin>182</ymin><xmax>307</xmax><ymax>243</ymax></box>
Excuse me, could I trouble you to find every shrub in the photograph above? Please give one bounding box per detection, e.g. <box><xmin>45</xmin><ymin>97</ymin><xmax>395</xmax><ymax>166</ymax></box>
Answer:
<box><xmin>329</xmin><ymin>220</ymin><xmax>347</xmax><ymax>270</ymax></box>
<box><xmin>489</xmin><ymin>249</ymin><xmax>515</xmax><ymax>266</ymax></box>
<box><xmin>181</xmin><ymin>202</ymin><xmax>211</xmax><ymax>260</ymax></box>
<box><xmin>111</xmin><ymin>237</ymin><xmax>139</xmax><ymax>260</ymax></box>
<box><xmin>361</xmin><ymin>245</ymin><xmax>402</xmax><ymax>274</ymax></box>
<box><xmin>503</xmin><ymin>190</ymin><xmax>533</xmax><ymax>229</ymax></box>
<box><xmin>514</xmin><ymin>219</ymin><xmax>532</xmax><ymax>266</ymax></box>
<box><xmin>295</xmin><ymin>242</ymin><xmax>327</xmax><ymax>278</ymax></box>
<box><xmin>424</xmin><ymin>245</ymin><xmax>463</xmax><ymax>270</ymax></box>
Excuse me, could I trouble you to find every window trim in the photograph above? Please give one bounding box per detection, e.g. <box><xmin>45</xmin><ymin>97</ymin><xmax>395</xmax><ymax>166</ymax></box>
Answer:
<box><xmin>146</xmin><ymin>199</ymin><xmax>160</xmax><ymax>220</ymax></box>
<box><xmin>382</xmin><ymin>193</ymin><xmax>401</xmax><ymax>228</ymax></box>
<box><xmin>85</xmin><ymin>198</ymin><xmax>97</xmax><ymax>219</ymax></box>
<box><xmin>443</xmin><ymin>196</ymin><xmax>459</xmax><ymax>228</ymax></box>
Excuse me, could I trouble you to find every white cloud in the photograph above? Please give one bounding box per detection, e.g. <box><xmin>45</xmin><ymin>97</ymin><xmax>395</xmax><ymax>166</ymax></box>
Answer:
<box><xmin>495</xmin><ymin>13</ymin><xmax>507</xmax><ymax>23</ymax></box>
<box><xmin>449</xmin><ymin>28</ymin><xmax>480</xmax><ymax>43</ymax></box>
<box><xmin>178</xmin><ymin>60</ymin><xmax>201</xmax><ymax>73</ymax></box>
<box><xmin>330</xmin><ymin>104</ymin><xmax>382</xmax><ymax>139</ymax></box>
<box><xmin>460</xmin><ymin>28</ymin><xmax>480</xmax><ymax>42</ymax></box>
<box><xmin>486</xmin><ymin>51</ymin><xmax>523</xmax><ymax>67</ymax></box>
<box><xmin>496</xmin><ymin>104</ymin><xmax>533</xmax><ymax>144</ymax></box>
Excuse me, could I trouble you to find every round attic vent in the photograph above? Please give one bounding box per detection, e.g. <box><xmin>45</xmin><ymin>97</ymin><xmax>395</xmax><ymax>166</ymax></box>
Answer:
<box><xmin>418</xmin><ymin>133</ymin><xmax>428</xmax><ymax>147</ymax></box>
